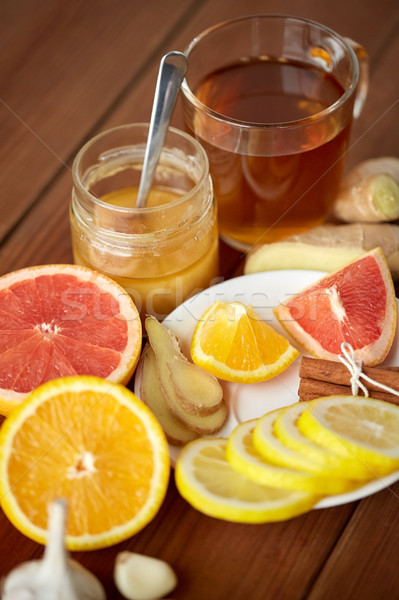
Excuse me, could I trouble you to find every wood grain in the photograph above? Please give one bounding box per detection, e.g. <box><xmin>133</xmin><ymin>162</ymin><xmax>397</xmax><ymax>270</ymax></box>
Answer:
<box><xmin>1</xmin><ymin>1</ymin><xmax>399</xmax><ymax>598</ymax></box>
<box><xmin>308</xmin><ymin>481</ymin><xmax>399</xmax><ymax>600</ymax></box>
<box><xmin>0</xmin><ymin>0</ymin><xmax>198</xmax><ymax>241</ymax></box>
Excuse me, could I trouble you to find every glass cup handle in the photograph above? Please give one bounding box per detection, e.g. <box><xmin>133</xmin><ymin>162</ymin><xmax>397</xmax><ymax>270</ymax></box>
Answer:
<box><xmin>345</xmin><ymin>38</ymin><xmax>369</xmax><ymax>119</ymax></box>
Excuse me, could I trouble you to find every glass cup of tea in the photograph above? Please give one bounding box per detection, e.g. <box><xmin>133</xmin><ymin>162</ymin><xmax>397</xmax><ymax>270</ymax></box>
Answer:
<box><xmin>181</xmin><ymin>15</ymin><xmax>368</xmax><ymax>250</ymax></box>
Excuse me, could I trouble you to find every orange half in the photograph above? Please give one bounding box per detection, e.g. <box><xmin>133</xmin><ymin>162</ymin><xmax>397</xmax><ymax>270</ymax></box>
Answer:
<box><xmin>0</xmin><ymin>376</ymin><xmax>170</xmax><ymax>549</ymax></box>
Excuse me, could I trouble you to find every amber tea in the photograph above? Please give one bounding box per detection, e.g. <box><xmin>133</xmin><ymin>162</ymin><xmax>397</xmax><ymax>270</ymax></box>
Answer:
<box><xmin>188</xmin><ymin>56</ymin><xmax>351</xmax><ymax>248</ymax></box>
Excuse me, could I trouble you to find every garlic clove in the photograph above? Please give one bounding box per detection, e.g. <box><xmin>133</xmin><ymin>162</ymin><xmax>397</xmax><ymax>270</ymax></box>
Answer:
<box><xmin>114</xmin><ymin>552</ymin><xmax>177</xmax><ymax>600</ymax></box>
<box><xmin>2</xmin><ymin>499</ymin><xmax>106</xmax><ymax>600</ymax></box>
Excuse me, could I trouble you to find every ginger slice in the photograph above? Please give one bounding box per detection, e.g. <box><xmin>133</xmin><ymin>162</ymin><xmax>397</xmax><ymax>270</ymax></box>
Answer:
<box><xmin>167</xmin><ymin>356</ymin><xmax>223</xmax><ymax>416</ymax></box>
<box><xmin>332</xmin><ymin>157</ymin><xmax>399</xmax><ymax>223</ymax></box>
<box><xmin>145</xmin><ymin>316</ymin><xmax>227</xmax><ymax>435</ymax></box>
<box><xmin>140</xmin><ymin>347</ymin><xmax>198</xmax><ymax>446</ymax></box>
<box><xmin>244</xmin><ymin>223</ymin><xmax>399</xmax><ymax>280</ymax></box>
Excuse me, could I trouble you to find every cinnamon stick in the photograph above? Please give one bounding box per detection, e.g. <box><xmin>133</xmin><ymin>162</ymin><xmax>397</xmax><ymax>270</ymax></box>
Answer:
<box><xmin>298</xmin><ymin>377</ymin><xmax>399</xmax><ymax>406</ymax></box>
<box><xmin>299</xmin><ymin>356</ymin><xmax>399</xmax><ymax>393</ymax></box>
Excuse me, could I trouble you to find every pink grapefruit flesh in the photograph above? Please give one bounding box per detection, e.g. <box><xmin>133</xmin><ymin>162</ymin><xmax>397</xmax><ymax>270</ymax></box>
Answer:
<box><xmin>274</xmin><ymin>248</ymin><xmax>397</xmax><ymax>366</ymax></box>
<box><xmin>0</xmin><ymin>265</ymin><xmax>142</xmax><ymax>415</ymax></box>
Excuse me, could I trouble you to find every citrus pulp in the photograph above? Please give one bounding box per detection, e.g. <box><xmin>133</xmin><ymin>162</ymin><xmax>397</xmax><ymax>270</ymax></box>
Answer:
<box><xmin>273</xmin><ymin>248</ymin><xmax>396</xmax><ymax>366</ymax></box>
<box><xmin>175</xmin><ymin>437</ymin><xmax>317</xmax><ymax>522</ymax></box>
<box><xmin>226</xmin><ymin>419</ymin><xmax>353</xmax><ymax>494</ymax></box>
<box><xmin>298</xmin><ymin>395</ymin><xmax>399</xmax><ymax>476</ymax></box>
<box><xmin>0</xmin><ymin>376</ymin><xmax>170</xmax><ymax>549</ymax></box>
<box><xmin>190</xmin><ymin>301</ymin><xmax>299</xmax><ymax>383</ymax></box>
<box><xmin>0</xmin><ymin>264</ymin><xmax>142</xmax><ymax>415</ymax></box>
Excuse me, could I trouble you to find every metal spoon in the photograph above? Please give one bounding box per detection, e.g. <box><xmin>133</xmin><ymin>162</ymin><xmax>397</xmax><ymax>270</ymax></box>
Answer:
<box><xmin>135</xmin><ymin>51</ymin><xmax>187</xmax><ymax>208</ymax></box>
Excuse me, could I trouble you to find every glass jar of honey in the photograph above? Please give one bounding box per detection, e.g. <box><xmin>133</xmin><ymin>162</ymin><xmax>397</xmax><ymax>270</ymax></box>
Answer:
<box><xmin>70</xmin><ymin>123</ymin><xmax>219</xmax><ymax>319</ymax></box>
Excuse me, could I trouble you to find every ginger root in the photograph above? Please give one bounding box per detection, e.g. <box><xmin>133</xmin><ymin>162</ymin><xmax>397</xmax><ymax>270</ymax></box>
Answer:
<box><xmin>140</xmin><ymin>347</ymin><xmax>198</xmax><ymax>446</ymax></box>
<box><xmin>144</xmin><ymin>316</ymin><xmax>227</xmax><ymax>437</ymax></box>
<box><xmin>244</xmin><ymin>223</ymin><xmax>399</xmax><ymax>280</ymax></box>
<box><xmin>332</xmin><ymin>156</ymin><xmax>399</xmax><ymax>222</ymax></box>
<box><xmin>168</xmin><ymin>356</ymin><xmax>224</xmax><ymax>416</ymax></box>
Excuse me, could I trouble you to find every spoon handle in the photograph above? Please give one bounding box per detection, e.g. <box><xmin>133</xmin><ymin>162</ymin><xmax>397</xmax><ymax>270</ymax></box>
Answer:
<box><xmin>135</xmin><ymin>51</ymin><xmax>187</xmax><ymax>208</ymax></box>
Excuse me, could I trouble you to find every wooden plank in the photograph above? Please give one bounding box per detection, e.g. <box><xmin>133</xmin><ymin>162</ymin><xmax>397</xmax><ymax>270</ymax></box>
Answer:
<box><xmin>0</xmin><ymin>2</ymin><xmax>398</xmax><ymax>599</ymax></box>
<box><xmin>307</xmin><ymin>481</ymin><xmax>399</xmax><ymax>599</ymax></box>
<box><xmin>156</xmin><ymin>499</ymin><xmax>353</xmax><ymax>600</ymax></box>
<box><xmin>0</xmin><ymin>474</ymin><xmax>356</xmax><ymax>599</ymax></box>
<box><xmin>2</xmin><ymin>0</ymin><xmax>398</xmax><ymax>272</ymax></box>
<box><xmin>0</xmin><ymin>0</ymin><xmax>199</xmax><ymax>240</ymax></box>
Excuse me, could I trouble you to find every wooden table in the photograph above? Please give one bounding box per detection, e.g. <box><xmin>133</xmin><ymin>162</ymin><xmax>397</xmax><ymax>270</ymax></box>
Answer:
<box><xmin>1</xmin><ymin>1</ymin><xmax>399</xmax><ymax>598</ymax></box>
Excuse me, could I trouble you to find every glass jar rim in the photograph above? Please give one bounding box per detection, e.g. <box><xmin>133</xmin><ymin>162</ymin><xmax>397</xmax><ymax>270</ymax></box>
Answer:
<box><xmin>181</xmin><ymin>13</ymin><xmax>359</xmax><ymax>130</ymax></box>
<box><xmin>72</xmin><ymin>122</ymin><xmax>210</xmax><ymax>216</ymax></box>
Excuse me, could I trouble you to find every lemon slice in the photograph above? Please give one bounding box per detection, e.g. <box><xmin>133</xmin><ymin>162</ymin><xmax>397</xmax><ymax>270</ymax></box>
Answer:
<box><xmin>274</xmin><ymin>403</ymin><xmax>372</xmax><ymax>480</ymax></box>
<box><xmin>254</xmin><ymin>409</ymin><xmax>325</xmax><ymax>473</ymax></box>
<box><xmin>174</xmin><ymin>437</ymin><xmax>317</xmax><ymax>523</ymax></box>
<box><xmin>227</xmin><ymin>419</ymin><xmax>353</xmax><ymax>494</ymax></box>
<box><xmin>298</xmin><ymin>395</ymin><xmax>399</xmax><ymax>476</ymax></box>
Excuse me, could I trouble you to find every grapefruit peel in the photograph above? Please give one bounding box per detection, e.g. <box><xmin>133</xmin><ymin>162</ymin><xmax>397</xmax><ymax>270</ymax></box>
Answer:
<box><xmin>273</xmin><ymin>248</ymin><xmax>397</xmax><ymax>366</ymax></box>
<box><xmin>0</xmin><ymin>264</ymin><xmax>142</xmax><ymax>415</ymax></box>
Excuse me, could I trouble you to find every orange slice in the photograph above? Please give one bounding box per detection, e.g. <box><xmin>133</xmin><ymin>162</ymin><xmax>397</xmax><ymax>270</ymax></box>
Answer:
<box><xmin>0</xmin><ymin>264</ymin><xmax>142</xmax><ymax>415</ymax></box>
<box><xmin>190</xmin><ymin>301</ymin><xmax>299</xmax><ymax>383</ymax></box>
<box><xmin>0</xmin><ymin>376</ymin><xmax>170</xmax><ymax>549</ymax></box>
<box><xmin>274</xmin><ymin>248</ymin><xmax>397</xmax><ymax>366</ymax></box>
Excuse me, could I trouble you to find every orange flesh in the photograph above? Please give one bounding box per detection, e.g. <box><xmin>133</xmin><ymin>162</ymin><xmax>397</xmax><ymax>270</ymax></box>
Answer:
<box><xmin>7</xmin><ymin>391</ymin><xmax>155</xmax><ymax>535</ymax></box>
<box><xmin>199</xmin><ymin>305</ymin><xmax>291</xmax><ymax>370</ymax></box>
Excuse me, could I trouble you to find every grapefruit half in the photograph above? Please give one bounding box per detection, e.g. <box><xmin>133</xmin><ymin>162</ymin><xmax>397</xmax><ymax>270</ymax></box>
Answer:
<box><xmin>273</xmin><ymin>248</ymin><xmax>397</xmax><ymax>366</ymax></box>
<box><xmin>0</xmin><ymin>264</ymin><xmax>142</xmax><ymax>415</ymax></box>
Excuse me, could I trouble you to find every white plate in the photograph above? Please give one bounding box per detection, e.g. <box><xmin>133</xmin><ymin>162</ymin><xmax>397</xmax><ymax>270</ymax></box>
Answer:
<box><xmin>135</xmin><ymin>270</ymin><xmax>399</xmax><ymax>509</ymax></box>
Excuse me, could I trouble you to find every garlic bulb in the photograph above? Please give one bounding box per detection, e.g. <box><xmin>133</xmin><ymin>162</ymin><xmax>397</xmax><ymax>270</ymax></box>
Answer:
<box><xmin>2</xmin><ymin>499</ymin><xmax>106</xmax><ymax>600</ymax></box>
<box><xmin>114</xmin><ymin>552</ymin><xmax>177</xmax><ymax>600</ymax></box>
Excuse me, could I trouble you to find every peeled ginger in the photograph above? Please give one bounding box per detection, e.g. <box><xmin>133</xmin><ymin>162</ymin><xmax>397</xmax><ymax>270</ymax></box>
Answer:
<box><xmin>331</xmin><ymin>157</ymin><xmax>399</xmax><ymax>222</ymax></box>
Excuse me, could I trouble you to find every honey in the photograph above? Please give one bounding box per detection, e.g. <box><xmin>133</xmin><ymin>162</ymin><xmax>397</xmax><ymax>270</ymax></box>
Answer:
<box><xmin>71</xmin><ymin>124</ymin><xmax>219</xmax><ymax>319</ymax></box>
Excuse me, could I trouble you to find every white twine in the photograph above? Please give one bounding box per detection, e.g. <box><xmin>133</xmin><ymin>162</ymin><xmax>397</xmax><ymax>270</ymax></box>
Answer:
<box><xmin>338</xmin><ymin>342</ymin><xmax>399</xmax><ymax>398</ymax></box>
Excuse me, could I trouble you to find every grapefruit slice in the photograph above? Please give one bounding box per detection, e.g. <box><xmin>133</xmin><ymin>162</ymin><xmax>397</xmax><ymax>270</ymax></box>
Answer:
<box><xmin>273</xmin><ymin>248</ymin><xmax>396</xmax><ymax>366</ymax></box>
<box><xmin>0</xmin><ymin>264</ymin><xmax>142</xmax><ymax>415</ymax></box>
